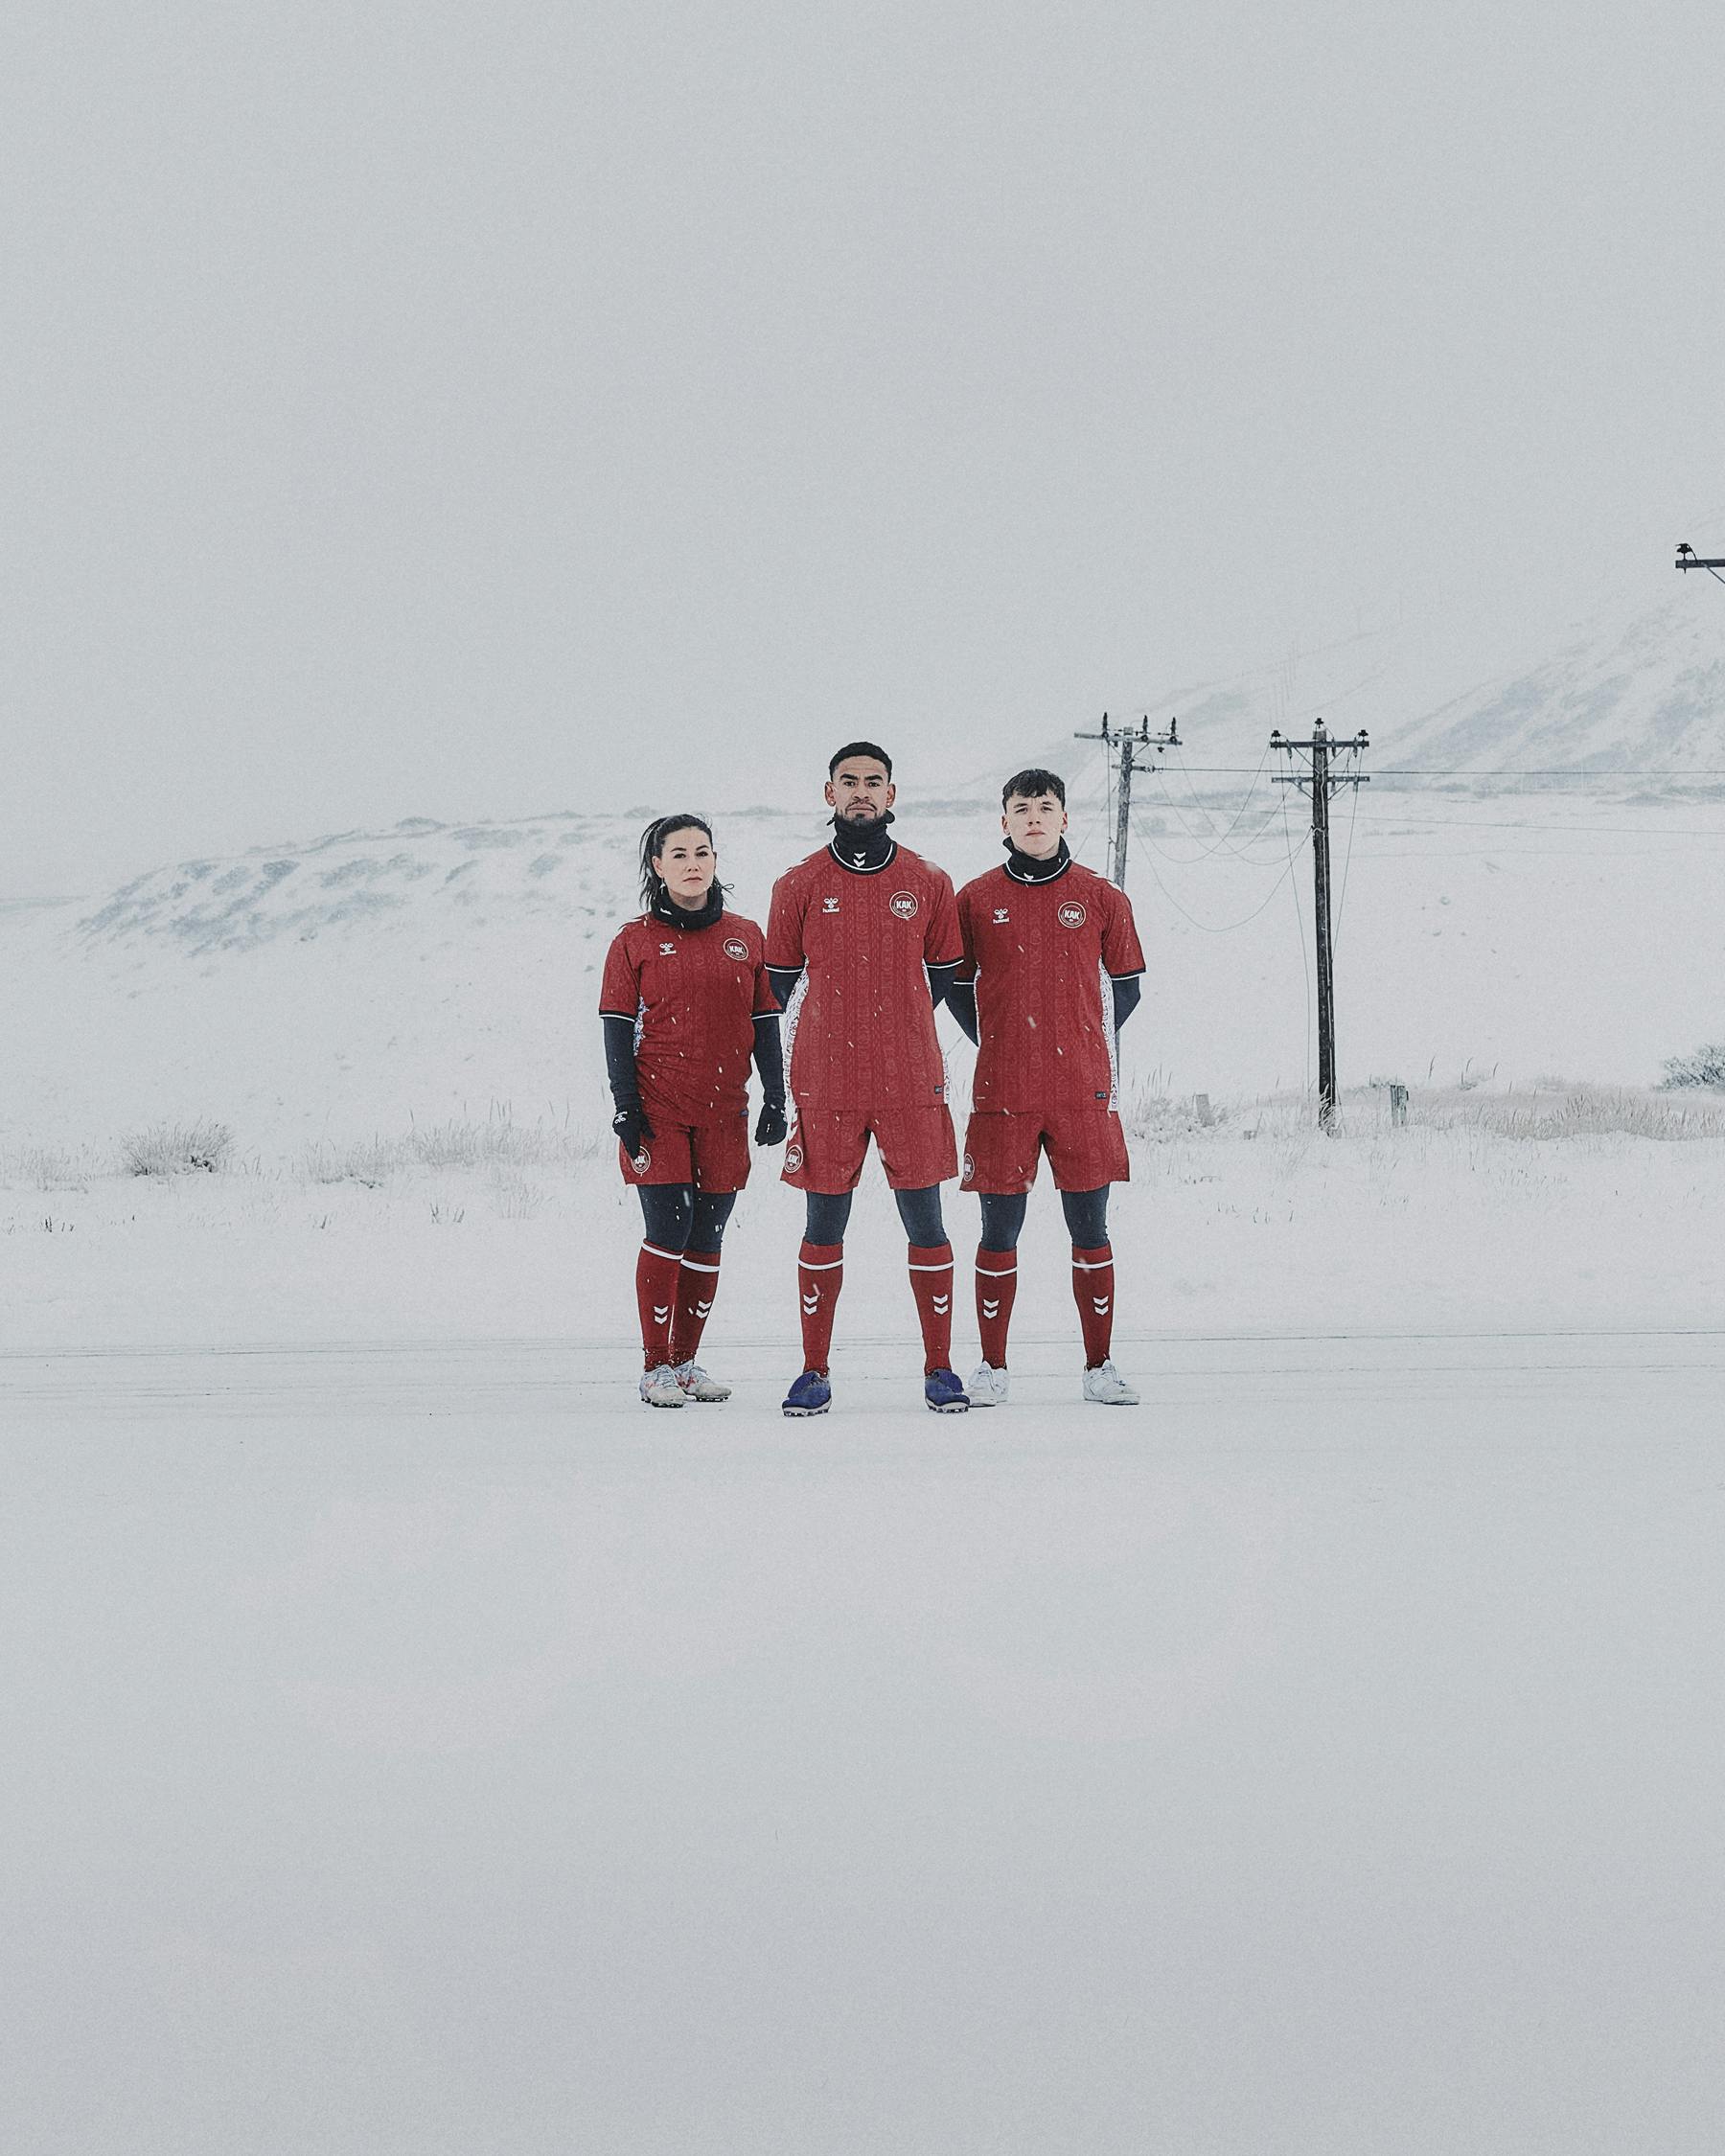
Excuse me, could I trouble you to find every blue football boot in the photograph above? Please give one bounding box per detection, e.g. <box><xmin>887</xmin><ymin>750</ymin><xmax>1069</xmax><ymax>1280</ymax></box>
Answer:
<box><xmin>782</xmin><ymin>1368</ymin><xmax>833</xmax><ymax>1417</ymax></box>
<box><xmin>924</xmin><ymin>1367</ymin><xmax>971</xmax><ymax>1413</ymax></box>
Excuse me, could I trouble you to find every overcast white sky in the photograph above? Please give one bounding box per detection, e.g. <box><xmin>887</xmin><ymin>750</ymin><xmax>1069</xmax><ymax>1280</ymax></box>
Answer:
<box><xmin>6</xmin><ymin>0</ymin><xmax>1724</xmax><ymax>894</ymax></box>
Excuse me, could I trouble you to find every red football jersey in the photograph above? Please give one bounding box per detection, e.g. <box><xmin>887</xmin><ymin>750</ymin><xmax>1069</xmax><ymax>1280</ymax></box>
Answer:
<box><xmin>766</xmin><ymin>841</ymin><xmax>962</xmax><ymax>1112</ymax></box>
<box><xmin>598</xmin><ymin>909</ymin><xmax>776</xmax><ymax>1117</ymax></box>
<box><xmin>955</xmin><ymin>860</ymin><xmax>1145</xmax><ymax>1112</ymax></box>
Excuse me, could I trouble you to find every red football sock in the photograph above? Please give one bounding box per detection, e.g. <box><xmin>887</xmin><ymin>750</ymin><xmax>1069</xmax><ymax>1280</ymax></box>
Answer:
<box><xmin>668</xmin><ymin>1249</ymin><xmax>722</xmax><ymax>1366</ymax></box>
<box><xmin>797</xmin><ymin>1241</ymin><xmax>844</xmax><ymax>1374</ymax></box>
<box><xmin>1072</xmin><ymin>1243</ymin><xmax>1116</xmax><ymax>1366</ymax></box>
<box><xmin>636</xmin><ymin>1241</ymin><xmax>683</xmax><ymax>1367</ymax></box>
<box><xmin>908</xmin><ymin>1243</ymin><xmax>955</xmax><ymax>1375</ymax></box>
<box><xmin>976</xmin><ymin>1250</ymin><xmax>1018</xmax><ymax>1368</ymax></box>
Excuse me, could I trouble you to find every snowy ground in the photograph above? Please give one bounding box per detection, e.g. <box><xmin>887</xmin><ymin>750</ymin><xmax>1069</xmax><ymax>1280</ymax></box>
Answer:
<box><xmin>6</xmin><ymin>1319</ymin><xmax>1724</xmax><ymax>2153</ymax></box>
<box><xmin>5</xmin><ymin>1104</ymin><xmax>1725</xmax><ymax>2151</ymax></box>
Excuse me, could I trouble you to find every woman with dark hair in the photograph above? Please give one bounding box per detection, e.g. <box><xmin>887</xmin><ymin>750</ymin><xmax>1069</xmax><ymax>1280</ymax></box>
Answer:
<box><xmin>599</xmin><ymin>814</ymin><xmax>787</xmax><ymax>1407</ymax></box>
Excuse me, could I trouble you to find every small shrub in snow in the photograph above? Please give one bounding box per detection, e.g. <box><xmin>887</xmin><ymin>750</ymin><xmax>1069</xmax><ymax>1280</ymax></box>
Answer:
<box><xmin>1658</xmin><ymin>1044</ymin><xmax>1725</xmax><ymax>1090</ymax></box>
<box><xmin>122</xmin><ymin>1119</ymin><xmax>235</xmax><ymax>1176</ymax></box>
<box><xmin>303</xmin><ymin>1135</ymin><xmax>406</xmax><ymax>1186</ymax></box>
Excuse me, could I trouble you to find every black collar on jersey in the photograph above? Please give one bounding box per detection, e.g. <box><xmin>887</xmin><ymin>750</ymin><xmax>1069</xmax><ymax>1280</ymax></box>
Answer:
<box><xmin>649</xmin><ymin>883</ymin><xmax>725</xmax><ymax>931</ymax></box>
<box><xmin>1001</xmin><ymin>837</ymin><xmax>1072</xmax><ymax>883</ymax></box>
<box><xmin>827</xmin><ymin>810</ymin><xmax>898</xmax><ymax>874</ymax></box>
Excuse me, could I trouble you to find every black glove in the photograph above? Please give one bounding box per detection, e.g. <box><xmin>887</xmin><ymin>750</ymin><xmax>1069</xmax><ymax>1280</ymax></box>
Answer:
<box><xmin>754</xmin><ymin>1100</ymin><xmax>788</xmax><ymax>1148</ymax></box>
<box><xmin>612</xmin><ymin>1105</ymin><xmax>654</xmax><ymax>1157</ymax></box>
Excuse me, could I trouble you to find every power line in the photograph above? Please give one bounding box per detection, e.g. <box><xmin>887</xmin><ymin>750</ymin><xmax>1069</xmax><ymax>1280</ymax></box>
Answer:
<box><xmin>1161</xmin><ymin>766</ymin><xmax>1725</xmax><ymax>779</ymax></box>
<box><xmin>1131</xmin><ymin>806</ymin><xmax>1312</xmax><ymax>931</ymax></box>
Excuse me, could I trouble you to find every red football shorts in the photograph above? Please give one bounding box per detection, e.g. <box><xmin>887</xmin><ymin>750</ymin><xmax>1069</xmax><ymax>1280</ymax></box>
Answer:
<box><xmin>618</xmin><ymin>1100</ymin><xmax>751</xmax><ymax>1191</ymax></box>
<box><xmin>960</xmin><ymin>1107</ymin><xmax>1130</xmax><ymax>1195</ymax></box>
<box><xmin>783</xmin><ymin>1102</ymin><xmax>958</xmax><ymax>1193</ymax></box>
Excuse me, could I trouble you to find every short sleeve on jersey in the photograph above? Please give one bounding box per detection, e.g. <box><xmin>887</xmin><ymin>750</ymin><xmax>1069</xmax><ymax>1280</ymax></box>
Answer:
<box><xmin>599</xmin><ymin>927</ymin><xmax>642</xmax><ymax>1017</ymax></box>
<box><xmin>764</xmin><ymin>872</ymin><xmax>808</xmax><ymax>975</ymax></box>
<box><xmin>1101</xmin><ymin>886</ymin><xmax>1146</xmax><ymax>977</ymax></box>
<box><xmin>954</xmin><ymin>887</ymin><xmax>979</xmax><ymax>983</ymax></box>
<box><xmin>924</xmin><ymin>870</ymin><xmax>963</xmax><ymax>969</ymax></box>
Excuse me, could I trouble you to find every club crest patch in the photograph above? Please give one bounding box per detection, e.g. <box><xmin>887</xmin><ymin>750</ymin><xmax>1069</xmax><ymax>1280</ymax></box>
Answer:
<box><xmin>961</xmin><ymin>1153</ymin><xmax>976</xmax><ymax>1184</ymax></box>
<box><xmin>631</xmin><ymin>1148</ymin><xmax>652</xmax><ymax>1174</ymax></box>
<box><xmin>1056</xmin><ymin>901</ymin><xmax>1088</xmax><ymax>929</ymax></box>
<box><xmin>724</xmin><ymin>937</ymin><xmax>748</xmax><ymax>961</ymax></box>
<box><xmin>784</xmin><ymin>1144</ymin><xmax>803</xmax><ymax>1172</ymax></box>
<box><xmin>888</xmin><ymin>890</ymin><xmax>919</xmax><ymax>920</ymax></box>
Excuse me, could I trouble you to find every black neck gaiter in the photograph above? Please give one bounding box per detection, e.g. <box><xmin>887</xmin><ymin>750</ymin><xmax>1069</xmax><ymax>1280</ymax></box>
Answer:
<box><xmin>651</xmin><ymin>883</ymin><xmax>725</xmax><ymax>930</ymax></box>
<box><xmin>828</xmin><ymin>810</ymin><xmax>898</xmax><ymax>873</ymax></box>
<box><xmin>1002</xmin><ymin>837</ymin><xmax>1071</xmax><ymax>883</ymax></box>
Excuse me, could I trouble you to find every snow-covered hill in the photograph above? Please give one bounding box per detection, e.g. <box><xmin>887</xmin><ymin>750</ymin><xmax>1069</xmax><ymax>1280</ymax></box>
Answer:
<box><xmin>5</xmin><ymin>777</ymin><xmax>1725</xmax><ymax>1158</ymax></box>
<box><xmin>969</xmin><ymin>589</ymin><xmax>1725</xmax><ymax>808</ymax></box>
<box><xmin>1389</xmin><ymin>592</ymin><xmax>1725</xmax><ymax>787</ymax></box>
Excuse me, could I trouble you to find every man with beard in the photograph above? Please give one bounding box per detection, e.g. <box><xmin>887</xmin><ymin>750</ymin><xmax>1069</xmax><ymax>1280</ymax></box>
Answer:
<box><xmin>765</xmin><ymin>743</ymin><xmax>969</xmax><ymax>1415</ymax></box>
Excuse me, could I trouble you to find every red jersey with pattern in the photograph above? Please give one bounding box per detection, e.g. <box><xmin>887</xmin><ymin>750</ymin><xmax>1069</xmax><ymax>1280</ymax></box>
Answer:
<box><xmin>599</xmin><ymin>909</ymin><xmax>776</xmax><ymax>1118</ymax></box>
<box><xmin>955</xmin><ymin>861</ymin><xmax>1145</xmax><ymax>1113</ymax></box>
<box><xmin>766</xmin><ymin>842</ymin><xmax>962</xmax><ymax>1112</ymax></box>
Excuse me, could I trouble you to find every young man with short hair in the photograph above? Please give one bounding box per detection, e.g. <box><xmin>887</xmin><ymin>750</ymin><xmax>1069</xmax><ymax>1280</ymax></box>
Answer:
<box><xmin>946</xmin><ymin>768</ymin><xmax>1145</xmax><ymax>1405</ymax></box>
<box><xmin>766</xmin><ymin>743</ymin><xmax>970</xmax><ymax>1415</ymax></box>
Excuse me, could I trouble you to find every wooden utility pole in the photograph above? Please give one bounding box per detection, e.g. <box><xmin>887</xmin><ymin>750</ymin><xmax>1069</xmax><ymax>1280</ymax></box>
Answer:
<box><xmin>1272</xmin><ymin>720</ymin><xmax>1369</xmax><ymax>1128</ymax></box>
<box><xmin>1072</xmin><ymin>713</ymin><xmax>1180</xmax><ymax>886</ymax></box>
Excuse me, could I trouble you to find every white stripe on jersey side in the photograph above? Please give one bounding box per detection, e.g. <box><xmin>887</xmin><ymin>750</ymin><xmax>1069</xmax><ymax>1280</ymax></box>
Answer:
<box><xmin>781</xmin><ymin>968</ymin><xmax>810</xmax><ymax>1117</ymax></box>
<box><xmin>1099</xmin><ymin>955</ymin><xmax>1120</xmax><ymax>1113</ymax></box>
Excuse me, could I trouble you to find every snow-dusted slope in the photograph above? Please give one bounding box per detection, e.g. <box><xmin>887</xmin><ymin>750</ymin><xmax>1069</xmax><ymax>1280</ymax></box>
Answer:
<box><xmin>1387</xmin><ymin>593</ymin><xmax>1725</xmax><ymax>786</ymax></box>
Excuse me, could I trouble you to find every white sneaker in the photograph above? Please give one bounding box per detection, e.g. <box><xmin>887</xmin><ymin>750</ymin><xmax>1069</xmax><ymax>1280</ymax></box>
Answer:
<box><xmin>967</xmin><ymin>1362</ymin><xmax>1010</xmax><ymax>1407</ymax></box>
<box><xmin>674</xmin><ymin>1360</ymin><xmax>730</xmax><ymax>1402</ymax></box>
<box><xmin>1082</xmin><ymin>1360</ymin><xmax>1139</xmax><ymax>1406</ymax></box>
<box><xmin>639</xmin><ymin>1364</ymin><xmax>686</xmax><ymax>1409</ymax></box>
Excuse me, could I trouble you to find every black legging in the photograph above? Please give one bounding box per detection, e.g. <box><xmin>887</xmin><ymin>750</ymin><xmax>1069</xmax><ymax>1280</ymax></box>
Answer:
<box><xmin>805</xmin><ymin>1183</ymin><xmax>945</xmax><ymax>1247</ymax></box>
<box><xmin>978</xmin><ymin>1185</ymin><xmax>1110</xmax><ymax>1251</ymax></box>
<box><xmin>637</xmin><ymin>1184</ymin><xmax>737</xmax><ymax>1255</ymax></box>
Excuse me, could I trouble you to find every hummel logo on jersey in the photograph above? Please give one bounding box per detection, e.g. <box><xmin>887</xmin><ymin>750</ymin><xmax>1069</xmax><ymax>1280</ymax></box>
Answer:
<box><xmin>658</xmin><ymin>941</ymin><xmax>677</xmax><ymax>955</ymax></box>
<box><xmin>1057</xmin><ymin>901</ymin><xmax>1088</xmax><ymax>929</ymax></box>
<box><xmin>822</xmin><ymin>896</ymin><xmax>840</xmax><ymax>913</ymax></box>
<box><xmin>993</xmin><ymin>907</ymin><xmax>1010</xmax><ymax>923</ymax></box>
<box><xmin>889</xmin><ymin>890</ymin><xmax>919</xmax><ymax>920</ymax></box>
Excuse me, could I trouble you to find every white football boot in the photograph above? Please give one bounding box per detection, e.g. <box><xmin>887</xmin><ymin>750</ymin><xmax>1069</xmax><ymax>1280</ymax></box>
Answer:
<box><xmin>674</xmin><ymin>1360</ymin><xmax>731</xmax><ymax>1403</ymax></box>
<box><xmin>639</xmin><ymin>1364</ymin><xmax>686</xmax><ymax>1409</ymax></box>
<box><xmin>1081</xmin><ymin>1360</ymin><xmax>1140</xmax><ymax>1407</ymax></box>
<box><xmin>967</xmin><ymin>1363</ymin><xmax>1010</xmax><ymax>1408</ymax></box>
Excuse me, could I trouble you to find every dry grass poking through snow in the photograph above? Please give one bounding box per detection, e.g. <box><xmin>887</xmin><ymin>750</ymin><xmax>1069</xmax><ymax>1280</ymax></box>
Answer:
<box><xmin>1124</xmin><ymin>1078</ymin><xmax>1725</xmax><ymax>1146</ymax></box>
<box><xmin>1404</xmin><ymin>1083</ymin><xmax>1725</xmax><ymax>1142</ymax></box>
<box><xmin>303</xmin><ymin>1108</ymin><xmax>600</xmax><ymax>1185</ymax></box>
